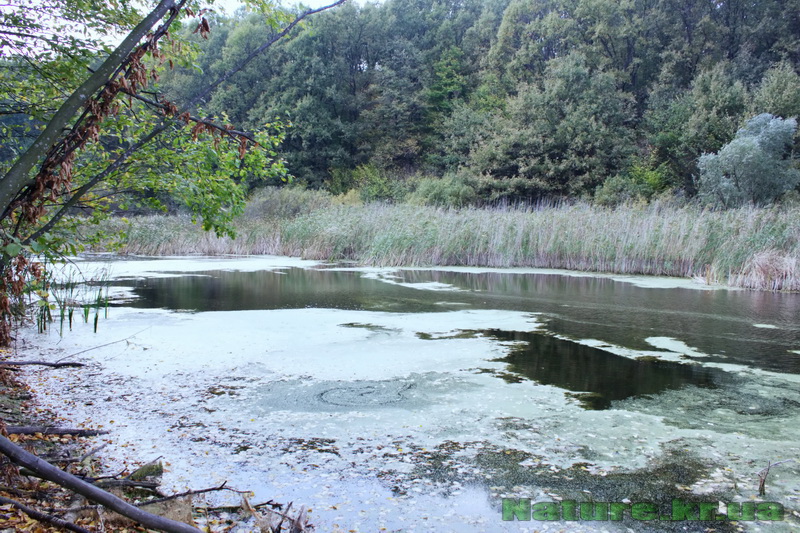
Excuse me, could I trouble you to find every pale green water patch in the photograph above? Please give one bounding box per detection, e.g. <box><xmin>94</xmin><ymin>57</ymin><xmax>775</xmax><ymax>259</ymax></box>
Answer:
<box><xmin>238</xmin><ymin>373</ymin><xmax>470</xmax><ymax>412</ymax></box>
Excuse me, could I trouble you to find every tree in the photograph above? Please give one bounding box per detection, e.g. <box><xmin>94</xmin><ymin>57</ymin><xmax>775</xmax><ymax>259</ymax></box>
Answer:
<box><xmin>0</xmin><ymin>0</ymin><xmax>141</xmax><ymax>140</ymax></box>
<box><xmin>96</xmin><ymin>0</ymin><xmax>800</xmax><ymax>201</ymax></box>
<box><xmin>697</xmin><ymin>113</ymin><xmax>800</xmax><ymax>207</ymax></box>
<box><xmin>751</xmin><ymin>62</ymin><xmax>800</xmax><ymax>122</ymax></box>
<box><xmin>0</xmin><ymin>0</ymin><xmax>345</xmax><ymax>344</ymax></box>
<box><xmin>468</xmin><ymin>52</ymin><xmax>635</xmax><ymax>199</ymax></box>
<box><xmin>426</xmin><ymin>46</ymin><xmax>468</xmax><ymax>117</ymax></box>
<box><xmin>645</xmin><ymin>63</ymin><xmax>750</xmax><ymax>194</ymax></box>
<box><xmin>186</xmin><ymin>2</ymin><xmax>379</xmax><ymax>186</ymax></box>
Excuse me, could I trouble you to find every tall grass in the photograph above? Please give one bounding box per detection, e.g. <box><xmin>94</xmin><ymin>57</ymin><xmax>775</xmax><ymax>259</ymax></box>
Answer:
<box><xmin>90</xmin><ymin>188</ymin><xmax>800</xmax><ymax>291</ymax></box>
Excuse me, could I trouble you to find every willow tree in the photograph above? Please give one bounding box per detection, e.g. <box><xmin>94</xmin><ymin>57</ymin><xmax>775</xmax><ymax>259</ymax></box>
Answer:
<box><xmin>0</xmin><ymin>0</ymin><xmax>345</xmax><ymax>344</ymax></box>
<box><xmin>698</xmin><ymin>114</ymin><xmax>800</xmax><ymax>207</ymax></box>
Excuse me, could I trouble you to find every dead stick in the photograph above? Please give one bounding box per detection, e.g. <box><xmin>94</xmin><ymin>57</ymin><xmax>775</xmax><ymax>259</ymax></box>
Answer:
<box><xmin>55</xmin><ymin>327</ymin><xmax>151</xmax><ymax>363</ymax></box>
<box><xmin>0</xmin><ymin>484</ymin><xmax>35</xmax><ymax>497</ymax></box>
<box><xmin>216</xmin><ymin>500</ymin><xmax>302</xmax><ymax>524</ymax></box>
<box><xmin>138</xmin><ymin>481</ymin><xmax>251</xmax><ymax>504</ymax></box>
<box><xmin>18</xmin><ymin>468</ymin><xmax>156</xmax><ymax>488</ymax></box>
<box><xmin>0</xmin><ymin>361</ymin><xmax>85</xmax><ymax>368</ymax></box>
<box><xmin>758</xmin><ymin>461</ymin><xmax>770</xmax><ymax>496</ymax></box>
<box><xmin>0</xmin><ymin>435</ymin><xmax>201</xmax><ymax>533</ymax></box>
<box><xmin>55</xmin><ymin>482</ymin><xmax>247</xmax><ymax>513</ymax></box>
<box><xmin>39</xmin><ymin>454</ymin><xmax>87</xmax><ymax>463</ymax></box>
<box><xmin>94</xmin><ymin>479</ymin><xmax>160</xmax><ymax>490</ymax></box>
<box><xmin>79</xmin><ymin>442</ymin><xmax>108</xmax><ymax>462</ymax></box>
<box><xmin>0</xmin><ymin>495</ymin><xmax>93</xmax><ymax>533</ymax></box>
<box><xmin>757</xmin><ymin>459</ymin><xmax>795</xmax><ymax>496</ymax></box>
<box><xmin>6</xmin><ymin>426</ymin><xmax>108</xmax><ymax>436</ymax></box>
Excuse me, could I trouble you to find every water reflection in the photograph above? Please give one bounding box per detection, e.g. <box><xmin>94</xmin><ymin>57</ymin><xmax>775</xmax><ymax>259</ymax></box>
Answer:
<box><xmin>482</xmin><ymin>329</ymin><xmax>726</xmax><ymax>409</ymax></box>
<box><xmin>114</xmin><ymin>270</ymin><xmax>448</xmax><ymax>313</ymax></box>
<box><xmin>110</xmin><ymin>266</ymin><xmax>800</xmax><ymax>374</ymax></box>
<box><xmin>397</xmin><ymin>270</ymin><xmax>800</xmax><ymax>373</ymax></box>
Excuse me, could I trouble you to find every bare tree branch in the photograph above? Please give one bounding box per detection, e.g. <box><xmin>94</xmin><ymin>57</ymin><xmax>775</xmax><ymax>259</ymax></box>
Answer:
<box><xmin>0</xmin><ymin>434</ymin><xmax>202</xmax><ymax>533</ymax></box>
<box><xmin>0</xmin><ymin>360</ymin><xmax>85</xmax><ymax>368</ymax></box>
<box><xmin>0</xmin><ymin>495</ymin><xmax>92</xmax><ymax>533</ymax></box>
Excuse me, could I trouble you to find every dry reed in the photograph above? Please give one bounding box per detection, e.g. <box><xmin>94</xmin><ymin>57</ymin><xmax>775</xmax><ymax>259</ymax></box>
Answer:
<box><xmin>90</xmin><ymin>189</ymin><xmax>800</xmax><ymax>291</ymax></box>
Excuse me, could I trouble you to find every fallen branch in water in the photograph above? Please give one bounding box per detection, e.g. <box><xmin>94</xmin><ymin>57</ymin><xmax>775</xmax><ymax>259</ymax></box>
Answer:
<box><xmin>0</xmin><ymin>360</ymin><xmax>85</xmax><ymax>368</ymax></box>
<box><xmin>80</xmin><ymin>442</ymin><xmax>108</xmax><ymax>463</ymax></box>
<box><xmin>0</xmin><ymin>495</ymin><xmax>92</xmax><ymax>533</ymax></box>
<box><xmin>6</xmin><ymin>426</ymin><xmax>108</xmax><ymax>437</ymax></box>
<box><xmin>243</xmin><ymin>496</ymin><xmax>311</xmax><ymax>532</ymax></box>
<box><xmin>33</xmin><ymin>470</ymin><xmax>162</xmax><ymax>491</ymax></box>
<box><xmin>55</xmin><ymin>327</ymin><xmax>152</xmax><ymax>364</ymax></box>
<box><xmin>141</xmin><ymin>481</ymin><xmax>254</xmax><ymax>503</ymax></box>
<box><xmin>54</xmin><ymin>481</ymin><xmax>251</xmax><ymax>513</ymax></box>
<box><xmin>94</xmin><ymin>478</ymin><xmax>161</xmax><ymax>490</ymax></box>
<box><xmin>41</xmin><ymin>442</ymin><xmax>109</xmax><ymax>465</ymax></box>
<box><xmin>0</xmin><ymin>434</ymin><xmax>201</xmax><ymax>533</ymax></box>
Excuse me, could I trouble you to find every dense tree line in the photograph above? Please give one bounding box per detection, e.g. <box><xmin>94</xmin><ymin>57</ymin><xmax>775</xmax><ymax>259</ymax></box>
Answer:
<box><xmin>160</xmin><ymin>0</ymin><xmax>800</xmax><ymax>206</ymax></box>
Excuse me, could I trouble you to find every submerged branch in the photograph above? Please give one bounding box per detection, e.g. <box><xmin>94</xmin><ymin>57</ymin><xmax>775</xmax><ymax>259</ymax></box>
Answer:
<box><xmin>0</xmin><ymin>360</ymin><xmax>85</xmax><ymax>368</ymax></box>
<box><xmin>6</xmin><ymin>426</ymin><xmax>108</xmax><ymax>436</ymax></box>
<box><xmin>54</xmin><ymin>327</ymin><xmax>151</xmax><ymax>363</ymax></box>
<box><xmin>55</xmin><ymin>481</ymin><xmax>249</xmax><ymax>513</ymax></box>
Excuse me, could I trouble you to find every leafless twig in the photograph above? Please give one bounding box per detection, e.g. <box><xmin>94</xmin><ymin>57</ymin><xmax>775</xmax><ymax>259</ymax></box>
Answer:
<box><xmin>757</xmin><ymin>459</ymin><xmax>794</xmax><ymax>496</ymax></box>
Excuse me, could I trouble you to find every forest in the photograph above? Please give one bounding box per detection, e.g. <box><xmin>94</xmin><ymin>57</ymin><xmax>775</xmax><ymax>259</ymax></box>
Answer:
<box><xmin>1</xmin><ymin>0</ymin><xmax>800</xmax><ymax>297</ymax></box>
<box><xmin>159</xmin><ymin>0</ymin><xmax>800</xmax><ymax>207</ymax></box>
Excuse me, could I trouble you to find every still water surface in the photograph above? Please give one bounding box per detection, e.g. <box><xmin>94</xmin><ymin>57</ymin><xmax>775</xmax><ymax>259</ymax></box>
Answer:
<box><xmin>27</xmin><ymin>258</ymin><xmax>800</xmax><ymax>532</ymax></box>
<box><xmin>120</xmin><ymin>266</ymin><xmax>800</xmax><ymax>372</ymax></box>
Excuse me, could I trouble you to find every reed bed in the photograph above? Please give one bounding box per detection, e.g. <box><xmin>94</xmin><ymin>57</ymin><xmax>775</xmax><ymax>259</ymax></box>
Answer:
<box><xmin>93</xmin><ymin>190</ymin><xmax>800</xmax><ymax>291</ymax></box>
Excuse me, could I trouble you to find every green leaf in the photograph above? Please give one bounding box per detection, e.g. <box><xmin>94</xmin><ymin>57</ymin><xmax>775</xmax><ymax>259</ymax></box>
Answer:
<box><xmin>4</xmin><ymin>243</ymin><xmax>23</xmax><ymax>257</ymax></box>
<box><xmin>30</xmin><ymin>240</ymin><xmax>48</xmax><ymax>254</ymax></box>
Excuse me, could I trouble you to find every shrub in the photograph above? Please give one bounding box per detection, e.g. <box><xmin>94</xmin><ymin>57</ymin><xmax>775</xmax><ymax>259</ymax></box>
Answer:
<box><xmin>697</xmin><ymin>113</ymin><xmax>800</xmax><ymax>207</ymax></box>
<box><xmin>594</xmin><ymin>159</ymin><xmax>671</xmax><ymax>206</ymax></box>
<box><xmin>244</xmin><ymin>186</ymin><xmax>333</xmax><ymax>220</ymax></box>
<box><xmin>408</xmin><ymin>173</ymin><xmax>477</xmax><ymax>207</ymax></box>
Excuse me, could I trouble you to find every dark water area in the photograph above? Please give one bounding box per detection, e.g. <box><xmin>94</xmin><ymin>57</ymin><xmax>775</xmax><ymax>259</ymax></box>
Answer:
<box><xmin>481</xmin><ymin>329</ymin><xmax>728</xmax><ymax>409</ymax></box>
<box><xmin>110</xmin><ymin>266</ymin><xmax>800</xmax><ymax>374</ymax></box>
<box><xmin>113</xmin><ymin>269</ymin><xmax>444</xmax><ymax>313</ymax></box>
<box><xmin>404</xmin><ymin>270</ymin><xmax>800</xmax><ymax>374</ymax></box>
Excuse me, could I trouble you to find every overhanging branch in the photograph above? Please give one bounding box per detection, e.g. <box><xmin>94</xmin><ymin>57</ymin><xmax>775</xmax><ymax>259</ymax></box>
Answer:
<box><xmin>0</xmin><ymin>0</ymin><xmax>181</xmax><ymax>216</ymax></box>
<box><xmin>20</xmin><ymin>0</ymin><xmax>349</xmax><ymax>245</ymax></box>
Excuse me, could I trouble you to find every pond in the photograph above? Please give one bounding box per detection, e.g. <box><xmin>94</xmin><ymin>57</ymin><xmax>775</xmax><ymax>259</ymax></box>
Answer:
<box><xmin>23</xmin><ymin>256</ymin><xmax>800</xmax><ymax>532</ymax></box>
